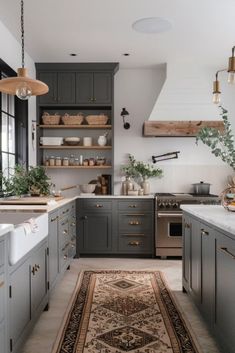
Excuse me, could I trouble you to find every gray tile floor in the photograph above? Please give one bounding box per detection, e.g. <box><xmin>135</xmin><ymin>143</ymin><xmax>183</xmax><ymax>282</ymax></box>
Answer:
<box><xmin>21</xmin><ymin>258</ymin><xmax>222</xmax><ymax>353</ymax></box>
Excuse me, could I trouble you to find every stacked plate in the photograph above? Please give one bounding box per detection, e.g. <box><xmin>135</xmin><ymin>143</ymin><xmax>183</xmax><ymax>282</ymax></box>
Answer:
<box><xmin>40</xmin><ymin>137</ymin><xmax>64</xmax><ymax>145</ymax></box>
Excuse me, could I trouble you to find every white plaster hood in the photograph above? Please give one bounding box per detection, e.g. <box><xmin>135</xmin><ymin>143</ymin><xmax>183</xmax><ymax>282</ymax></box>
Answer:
<box><xmin>148</xmin><ymin>62</ymin><xmax>221</xmax><ymax>123</ymax></box>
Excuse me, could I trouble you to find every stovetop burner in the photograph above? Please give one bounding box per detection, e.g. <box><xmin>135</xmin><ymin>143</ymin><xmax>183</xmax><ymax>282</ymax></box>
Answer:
<box><xmin>155</xmin><ymin>192</ymin><xmax>218</xmax><ymax>198</ymax></box>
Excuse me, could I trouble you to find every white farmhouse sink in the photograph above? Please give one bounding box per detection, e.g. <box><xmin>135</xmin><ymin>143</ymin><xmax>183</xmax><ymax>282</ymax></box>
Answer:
<box><xmin>0</xmin><ymin>212</ymin><xmax>48</xmax><ymax>265</ymax></box>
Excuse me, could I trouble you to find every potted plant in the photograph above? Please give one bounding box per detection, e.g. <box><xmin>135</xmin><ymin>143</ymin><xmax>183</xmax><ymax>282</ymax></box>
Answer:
<box><xmin>27</xmin><ymin>166</ymin><xmax>51</xmax><ymax>196</ymax></box>
<box><xmin>122</xmin><ymin>154</ymin><xmax>163</xmax><ymax>194</ymax></box>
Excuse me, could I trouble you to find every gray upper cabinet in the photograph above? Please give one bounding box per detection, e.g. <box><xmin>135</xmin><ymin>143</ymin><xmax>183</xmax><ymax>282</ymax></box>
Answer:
<box><xmin>76</xmin><ymin>72</ymin><xmax>112</xmax><ymax>105</ymax></box>
<box><xmin>38</xmin><ymin>72</ymin><xmax>76</xmax><ymax>105</ymax></box>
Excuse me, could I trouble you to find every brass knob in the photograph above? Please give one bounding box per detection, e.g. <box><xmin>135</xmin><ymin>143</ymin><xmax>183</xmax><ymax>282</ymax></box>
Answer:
<box><xmin>129</xmin><ymin>221</ymin><xmax>140</xmax><ymax>225</ymax></box>
<box><xmin>128</xmin><ymin>241</ymin><xmax>141</xmax><ymax>246</ymax></box>
<box><xmin>63</xmin><ymin>229</ymin><xmax>68</xmax><ymax>235</ymax></box>
<box><xmin>64</xmin><ymin>255</ymin><xmax>68</xmax><ymax>260</ymax></box>
<box><xmin>129</xmin><ymin>204</ymin><xmax>137</xmax><ymax>208</ymax></box>
<box><xmin>71</xmin><ymin>222</ymin><xmax>76</xmax><ymax>226</ymax></box>
<box><xmin>96</xmin><ymin>204</ymin><xmax>103</xmax><ymax>208</ymax></box>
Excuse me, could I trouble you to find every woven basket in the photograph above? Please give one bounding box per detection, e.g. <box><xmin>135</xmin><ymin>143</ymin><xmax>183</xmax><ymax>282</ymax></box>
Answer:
<box><xmin>85</xmin><ymin>114</ymin><xmax>109</xmax><ymax>125</ymax></box>
<box><xmin>61</xmin><ymin>113</ymin><xmax>84</xmax><ymax>125</ymax></box>
<box><xmin>42</xmin><ymin>112</ymin><xmax>60</xmax><ymax>125</ymax></box>
<box><xmin>221</xmin><ymin>187</ymin><xmax>235</xmax><ymax>211</ymax></box>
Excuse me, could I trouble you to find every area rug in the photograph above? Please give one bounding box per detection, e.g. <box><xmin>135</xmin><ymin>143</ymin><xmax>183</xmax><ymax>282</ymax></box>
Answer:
<box><xmin>53</xmin><ymin>271</ymin><xmax>201</xmax><ymax>353</ymax></box>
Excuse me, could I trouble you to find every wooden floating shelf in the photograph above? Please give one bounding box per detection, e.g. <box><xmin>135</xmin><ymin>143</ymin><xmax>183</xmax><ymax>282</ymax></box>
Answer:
<box><xmin>39</xmin><ymin>145</ymin><xmax>112</xmax><ymax>150</ymax></box>
<box><xmin>44</xmin><ymin>165</ymin><xmax>112</xmax><ymax>169</ymax></box>
<box><xmin>39</xmin><ymin>125</ymin><xmax>112</xmax><ymax>129</ymax></box>
<box><xmin>143</xmin><ymin>120</ymin><xmax>225</xmax><ymax>137</ymax></box>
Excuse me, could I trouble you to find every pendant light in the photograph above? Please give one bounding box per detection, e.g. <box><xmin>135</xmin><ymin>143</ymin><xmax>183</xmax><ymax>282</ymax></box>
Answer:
<box><xmin>227</xmin><ymin>46</ymin><xmax>235</xmax><ymax>84</ymax></box>
<box><xmin>0</xmin><ymin>0</ymin><xmax>48</xmax><ymax>100</ymax></box>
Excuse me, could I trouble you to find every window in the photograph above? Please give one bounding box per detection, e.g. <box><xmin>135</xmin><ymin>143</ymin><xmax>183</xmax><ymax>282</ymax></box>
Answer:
<box><xmin>0</xmin><ymin>59</ymin><xmax>28</xmax><ymax>183</ymax></box>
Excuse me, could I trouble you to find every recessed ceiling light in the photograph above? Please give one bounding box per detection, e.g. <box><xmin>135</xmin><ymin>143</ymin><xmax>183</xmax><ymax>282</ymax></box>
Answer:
<box><xmin>70</xmin><ymin>53</ymin><xmax>77</xmax><ymax>57</ymax></box>
<box><xmin>132</xmin><ymin>17</ymin><xmax>172</xmax><ymax>34</ymax></box>
<box><xmin>123</xmin><ymin>53</ymin><xmax>130</xmax><ymax>56</ymax></box>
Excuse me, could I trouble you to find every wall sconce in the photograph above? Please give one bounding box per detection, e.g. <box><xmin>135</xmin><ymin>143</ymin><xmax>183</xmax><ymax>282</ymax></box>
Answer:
<box><xmin>121</xmin><ymin>108</ymin><xmax>130</xmax><ymax>129</ymax></box>
<box><xmin>212</xmin><ymin>45</ymin><xmax>235</xmax><ymax>104</ymax></box>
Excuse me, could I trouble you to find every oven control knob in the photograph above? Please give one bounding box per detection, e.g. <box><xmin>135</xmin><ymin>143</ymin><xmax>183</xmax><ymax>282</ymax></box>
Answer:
<box><xmin>159</xmin><ymin>202</ymin><xmax>165</xmax><ymax>208</ymax></box>
<box><xmin>173</xmin><ymin>202</ymin><xmax>179</xmax><ymax>208</ymax></box>
<box><xmin>166</xmin><ymin>202</ymin><xmax>171</xmax><ymax>208</ymax></box>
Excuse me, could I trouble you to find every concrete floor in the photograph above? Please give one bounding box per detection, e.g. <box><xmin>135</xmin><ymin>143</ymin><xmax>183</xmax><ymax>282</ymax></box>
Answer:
<box><xmin>21</xmin><ymin>258</ymin><xmax>222</xmax><ymax>353</ymax></box>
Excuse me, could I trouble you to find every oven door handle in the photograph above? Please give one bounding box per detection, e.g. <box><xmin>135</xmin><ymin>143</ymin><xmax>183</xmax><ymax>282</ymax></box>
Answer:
<box><xmin>157</xmin><ymin>212</ymin><xmax>182</xmax><ymax>218</ymax></box>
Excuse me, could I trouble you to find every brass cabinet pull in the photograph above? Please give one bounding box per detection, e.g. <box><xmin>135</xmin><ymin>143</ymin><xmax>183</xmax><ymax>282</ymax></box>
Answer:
<box><xmin>125</xmin><ymin>214</ymin><xmax>144</xmax><ymax>216</ymax></box>
<box><xmin>62</xmin><ymin>209</ymin><xmax>69</xmax><ymax>214</ymax></box>
<box><xmin>95</xmin><ymin>204</ymin><xmax>103</xmax><ymax>208</ymax></box>
<box><xmin>63</xmin><ymin>229</ymin><xmax>68</xmax><ymax>235</ymax></box>
<box><xmin>63</xmin><ymin>254</ymin><xmax>68</xmax><ymax>260</ymax></box>
<box><xmin>201</xmin><ymin>229</ymin><xmax>209</xmax><ymax>236</ymax></box>
<box><xmin>0</xmin><ymin>281</ymin><xmax>4</xmax><ymax>288</ymax></box>
<box><xmin>128</xmin><ymin>241</ymin><xmax>142</xmax><ymax>246</ymax></box>
<box><xmin>50</xmin><ymin>216</ymin><xmax>58</xmax><ymax>222</ymax></box>
<box><xmin>184</xmin><ymin>222</ymin><xmax>191</xmax><ymax>229</ymax></box>
<box><xmin>71</xmin><ymin>222</ymin><xmax>76</xmax><ymax>226</ymax></box>
<box><xmin>129</xmin><ymin>221</ymin><xmax>141</xmax><ymax>225</ymax></box>
<box><xmin>31</xmin><ymin>266</ymin><xmax>36</xmax><ymax>276</ymax></box>
<box><xmin>35</xmin><ymin>264</ymin><xmax>40</xmax><ymax>270</ymax></box>
<box><xmin>128</xmin><ymin>204</ymin><xmax>137</xmax><ymax>208</ymax></box>
<box><xmin>220</xmin><ymin>247</ymin><xmax>235</xmax><ymax>259</ymax></box>
<box><xmin>121</xmin><ymin>233</ymin><xmax>145</xmax><ymax>237</ymax></box>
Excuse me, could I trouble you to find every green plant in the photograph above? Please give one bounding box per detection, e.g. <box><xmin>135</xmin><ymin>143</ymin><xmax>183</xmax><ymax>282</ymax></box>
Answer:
<box><xmin>122</xmin><ymin>154</ymin><xmax>163</xmax><ymax>179</ymax></box>
<box><xmin>0</xmin><ymin>164</ymin><xmax>51</xmax><ymax>197</ymax></box>
<box><xmin>27</xmin><ymin>166</ymin><xmax>51</xmax><ymax>196</ymax></box>
<box><xmin>196</xmin><ymin>107</ymin><xmax>235</xmax><ymax>170</ymax></box>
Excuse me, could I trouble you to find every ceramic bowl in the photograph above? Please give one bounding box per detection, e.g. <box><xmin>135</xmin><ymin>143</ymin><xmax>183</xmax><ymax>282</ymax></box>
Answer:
<box><xmin>80</xmin><ymin>184</ymin><xmax>96</xmax><ymax>193</ymax></box>
<box><xmin>64</xmin><ymin>137</ymin><xmax>80</xmax><ymax>145</ymax></box>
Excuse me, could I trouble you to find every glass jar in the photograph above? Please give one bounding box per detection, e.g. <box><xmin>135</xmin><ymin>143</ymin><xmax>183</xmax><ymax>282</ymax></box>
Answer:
<box><xmin>49</xmin><ymin>156</ymin><xmax>55</xmax><ymax>166</ymax></box>
<box><xmin>44</xmin><ymin>155</ymin><xmax>49</xmax><ymax>166</ymax></box>
<box><xmin>69</xmin><ymin>154</ymin><xmax>75</xmax><ymax>166</ymax></box>
<box><xmin>74</xmin><ymin>158</ymin><xmax>80</xmax><ymax>166</ymax></box>
<box><xmin>83</xmin><ymin>159</ymin><xmax>89</xmax><ymax>166</ymax></box>
<box><xmin>62</xmin><ymin>157</ymin><xmax>69</xmax><ymax>166</ymax></box>
<box><xmin>89</xmin><ymin>158</ymin><xmax>95</xmax><ymax>166</ymax></box>
<box><xmin>55</xmin><ymin>156</ymin><xmax>61</xmax><ymax>166</ymax></box>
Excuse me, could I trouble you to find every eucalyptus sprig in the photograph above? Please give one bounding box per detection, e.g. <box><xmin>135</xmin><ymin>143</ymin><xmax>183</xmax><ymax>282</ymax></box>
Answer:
<box><xmin>196</xmin><ymin>107</ymin><xmax>235</xmax><ymax>171</ymax></box>
<box><xmin>122</xmin><ymin>154</ymin><xmax>163</xmax><ymax>179</ymax></box>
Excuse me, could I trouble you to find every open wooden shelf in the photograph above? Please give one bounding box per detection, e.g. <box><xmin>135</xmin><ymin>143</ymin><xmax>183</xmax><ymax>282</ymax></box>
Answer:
<box><xmin>44</xmin><ymin>165</ymin><xmax>112</xmax><ymax>169</ymax></box>
<box><xmin>39</xmin><ymin>124</ymin><xmax>112</xmax><ymax>129</ymax></box>
<box><xmin>39</xmin><ymin>145</ymin><xmax>112</xmax><ymax>150</ymax></box>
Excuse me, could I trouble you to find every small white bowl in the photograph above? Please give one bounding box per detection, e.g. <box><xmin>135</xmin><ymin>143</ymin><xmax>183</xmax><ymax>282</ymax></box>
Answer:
<box><xmin>64</xmin><ymin>137</ymin><xmax>80</xmax><ymax>145</ymax></box>
<box><xmin>80</xmin><ymin>184</ymin><xmax>96</xmax><ymax>193</ymax></box>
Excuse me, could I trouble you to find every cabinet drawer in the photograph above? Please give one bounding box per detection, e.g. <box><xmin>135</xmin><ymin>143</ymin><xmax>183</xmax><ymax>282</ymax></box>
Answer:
<box><xmin>59</xmin><ymin>204</ymin><xmax>72</xmax><ymax>218</ymax></box>
<box><xmin>82</xmin><ymin>199</ymin><xmax>112</xmax><ymax>212</ymax></box>
<box><xmin>0</xmin><ymin>241</ymin><xmax>4</xmax><ymax>268</ymax></box>
<box><xmin>0</xmin><ymin>273</ymin><xmax>4</xmax><ymax>323</ymax></box>
<box><xmin>118</xmin><ymin>235</ymin><xmax>153</xmax><ymax>253</ymax></box>
<box><xmin>118</xmin><ymin>200</ymin><xmax>153</xmax><ymax>212</ymax></box>
<box><xmin>119</xmin><ymin>214</ymin><xmax>152</xmax><ymax>231</ymax></box>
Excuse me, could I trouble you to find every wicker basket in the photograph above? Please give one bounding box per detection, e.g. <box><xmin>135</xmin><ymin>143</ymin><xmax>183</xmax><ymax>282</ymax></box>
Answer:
<box><xmin>85</xmin><ymin>114</ymin><xmax>109</xmax><ymax>125</ymax></box>
<box><xmin>42</xmin><ymin>112</ymin><xmax>60</xmax><ymax>125</ymax></box>
<box><xmin>221</xmin><ymin>187</ymin><xmax>235</xmax><ymax>211</ymax></box>
<box><xmin>62</xmin><ymin>113</ymin><xmax>84</xmax><ymax>125</ymax></box>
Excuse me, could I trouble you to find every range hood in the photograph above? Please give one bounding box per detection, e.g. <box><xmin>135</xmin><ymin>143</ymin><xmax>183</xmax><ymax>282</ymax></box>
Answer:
<box><xmin>143</xmin><ymin>62</ymin><xmax>223</xmax><ymax>137</ymax></box>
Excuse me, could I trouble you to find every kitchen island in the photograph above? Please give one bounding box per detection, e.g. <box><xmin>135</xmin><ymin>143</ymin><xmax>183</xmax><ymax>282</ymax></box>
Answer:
<box><xmin>181</xmin><ymin>204</ymin><xmax>235</xmax><ymax>353</ymax></box>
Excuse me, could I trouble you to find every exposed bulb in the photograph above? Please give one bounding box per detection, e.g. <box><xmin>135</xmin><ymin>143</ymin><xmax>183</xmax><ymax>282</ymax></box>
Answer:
<box><xmin>228</xmin><ymin>71</ymin><xmax>235</xmax><ymax>84</ymax></box>
<box><xmin>212</xmin><ymin>92</ymin><xmax>221</xmax><ymax>104</ymax></box>
<box><xmin>16</xmin><ymin>82</ymin><xmax>32</xmax><ymax>100</ymax></box>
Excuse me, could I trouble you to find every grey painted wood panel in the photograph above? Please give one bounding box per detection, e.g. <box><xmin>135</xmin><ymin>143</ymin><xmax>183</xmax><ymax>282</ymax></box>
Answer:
<box><xmin>38</xmin><ymin>72</ymin><xmax>57</xmax><ymax>104</ymax></box>
<box><xmin>93</xmin><ymin>73</ymin><xmax>112</xmax><ymax>104</ymax></box>
<box><xmin>58</xmin><ymin>72</ymin><xmax>76</xmax><ymax>104</ymax></box>
<box><xmin>48</xmin><ymin>211</ymin><xmax>59</xmax><ymax>289</ymax></box>
<box><xmin>76</xmin><ymin>72</ymin><xmax>93</xmax><ymax>104</ymax></box>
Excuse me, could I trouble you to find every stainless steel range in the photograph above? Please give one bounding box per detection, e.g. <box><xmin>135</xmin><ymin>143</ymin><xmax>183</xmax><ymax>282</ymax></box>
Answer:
<box><xmin>155</xmin><ymin>193</ymin><xmax>220</xmax><ymax>258</ymax></box>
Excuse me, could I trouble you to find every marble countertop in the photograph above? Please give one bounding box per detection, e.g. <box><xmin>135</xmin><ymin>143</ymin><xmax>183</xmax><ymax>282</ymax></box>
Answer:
<box><xmin>181</xmin><ymin>205</ymin><xmax>235</xmax><ymax>236</ymax></box>
<box><xmin>0</xmin><ymin>224</ymin><xmax>14</xmax><ymax>238</ymax></box>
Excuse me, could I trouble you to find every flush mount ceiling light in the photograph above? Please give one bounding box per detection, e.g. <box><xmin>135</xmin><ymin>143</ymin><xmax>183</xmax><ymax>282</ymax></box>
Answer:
<box><xmin>70</xmin><ymin>53</ymin><xmax>77</xmax><ymax>57</ymax></box>
<box><xmin>132</xmin><ymin>17</ymin><xmax>172</xmax><ymax>34</ymax></box>
<box><xmin>212</xmin><ymin>46</ymin><xmax>235</xmax><ymax>104</ymax></box>
<box><xmin>0</xmin><ymin>0</ymin><xmax>48</xmax><ymax>100</ymax></box>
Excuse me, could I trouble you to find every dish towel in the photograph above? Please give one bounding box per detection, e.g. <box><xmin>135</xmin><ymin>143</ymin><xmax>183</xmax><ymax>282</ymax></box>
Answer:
<box><xmin>21</xmin><ymin>218</ymin><xmax>39</xmax><ymax>235</ymax></box>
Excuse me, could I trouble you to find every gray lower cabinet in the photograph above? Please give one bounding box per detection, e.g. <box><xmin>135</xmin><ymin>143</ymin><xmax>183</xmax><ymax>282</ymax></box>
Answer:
<box><xmin>9</xmin><ymin>239</ymin><xmax>48</xmax><ymax>353</ymax></box>
<box><xmin>48</xmin><ymin>210</ymin><xmax>59</xmax><ymax>290</ymax></box>
<box><xmin>0</xmin><ymin>237</ymin><xmax>7</xmax><ymax>353</ymax></box>
<box><xmin>77</xmin><ymin>198</ymin><xmax>154</xmax><ymax>256</ymax></box>
<box><xmin>183</xmin><ymin>212</ymin><xmax>235</xmax><ymax>353</ymax></box>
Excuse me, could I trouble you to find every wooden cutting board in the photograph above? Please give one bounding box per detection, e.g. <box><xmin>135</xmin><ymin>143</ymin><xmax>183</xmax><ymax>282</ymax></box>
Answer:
<box><xmin>0</xmin><ymin>196</ymin><xmax>64</xmax><ymax>205</ymax></box>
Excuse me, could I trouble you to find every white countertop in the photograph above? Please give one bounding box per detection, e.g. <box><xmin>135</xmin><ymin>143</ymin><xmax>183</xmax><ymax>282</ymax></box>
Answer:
<box><xmin>0</xmin><ymin>224</ymin><xmax>14</xmax><ymax>238</ymax></box>
<box><xmin>181</xmin><ymin>205</ymin><xmax>235</xmax><ymax>235</ymax></box>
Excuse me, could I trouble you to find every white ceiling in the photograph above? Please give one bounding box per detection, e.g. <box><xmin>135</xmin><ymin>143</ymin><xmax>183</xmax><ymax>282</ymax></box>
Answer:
<box><xmin>0</xmin><ymin>0</ymin><xmax>235</xmax><ymax>69</ymax></box>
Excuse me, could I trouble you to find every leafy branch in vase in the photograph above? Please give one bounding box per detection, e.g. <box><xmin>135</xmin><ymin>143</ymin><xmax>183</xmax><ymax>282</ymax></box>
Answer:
<box><xmin>196</xmin><ymin>106</ymin><xmax>235</xmax><ymax>171</ymax></box>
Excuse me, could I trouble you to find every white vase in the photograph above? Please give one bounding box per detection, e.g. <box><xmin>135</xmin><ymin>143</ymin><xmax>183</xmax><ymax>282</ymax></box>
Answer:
<box><xmin>98</xmin><ymin>135</ymin><xmax>107</xmax><ymax>146</ymax></box>
<box><xmin>142</xmin><ymin>177</ymin><xmax>150</xmax><ymax>195</ymax></box>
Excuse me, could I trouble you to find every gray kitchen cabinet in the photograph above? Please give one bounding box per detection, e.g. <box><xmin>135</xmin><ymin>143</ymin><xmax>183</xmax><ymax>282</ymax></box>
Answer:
<box><xmin>8</xmin><ymin>239</ymin><xmax>48</xmax><ymax>353</ymax></box>
<box><xmin>48</xmin><ymin>210</ymin><xmax>59</xmax><ymax>290</ymax></box>
<box><xmin>0</xmin><ymin>237</ymin><xmax>7</xmax><ymax>353</ymax></box>
<box><xmin>76</xmin><ymin>72</ymin><xmax>112</xmax><ymax>105</ymax></box>
<box><xmin>117</xmin><ymin>199</ymin><xmax>154</xmax><ymax>256</ymax></box>
<box><xmin>77</xmin><ymin>199</ymin><xmax>112</xmax><ymax>254</ymax></box>
<box><xmin>183</xmin><ymin>211</ymin><xmax>235</xmax><ymax>353</ymax></box>
<box><xmin>214</xmin><ymin>232</ymin><xmax>235</xmax><ymax>353</ymax></box>
<box><xmin>38</xmin><ymin>72</ymin><xmax>76</xmax><ymax>105</ymax></box>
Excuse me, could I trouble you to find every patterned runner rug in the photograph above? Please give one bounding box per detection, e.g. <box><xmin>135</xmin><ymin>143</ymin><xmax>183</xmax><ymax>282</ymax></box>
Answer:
<box><xmin>53</xmin><ymin>271</ymin><xmax>201</xmax><ymax>353</ymax></box>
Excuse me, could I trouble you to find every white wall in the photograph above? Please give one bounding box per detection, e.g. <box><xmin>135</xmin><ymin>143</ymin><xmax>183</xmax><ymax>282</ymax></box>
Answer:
<box><xmin>0</xmin><ymin>20</ymin><xmax>36</xmax><ymax>166</ymax></box>
<box><xmin>113</xmin><ymin>66</ymin><xmax>234</xmax><ymax>195</ymax></box>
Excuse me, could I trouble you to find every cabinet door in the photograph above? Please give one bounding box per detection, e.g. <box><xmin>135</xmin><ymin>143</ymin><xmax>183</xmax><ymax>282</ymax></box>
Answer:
<box><xmin>93</xmin><ymin>73</ymin><xmax>112</xmax><ymax>104</ymax></box>
<box><xmin>31</xmin><ymin>242</ymin><xmax>47</xmax><ymax>314</ymax></box>
<box><xmin>57</xmin><ymin>72</ymin><xmax>75</xmax><ymax>104</ymax></box>
<box><xmin>0</xmin><ymin>321</ymin><xmax>6</xmax><ymax>353</ymax></box>
<box><xmin>200</xmin><ymin>224</ymin><xmax>215</xmax><ymax>324</ymax></box>
<box><xmin>9</xmin><ymin>259</ymin><xmax>31</xmax><ymax>350</ymax></box>
<box><xmin>189</xmin><ymin>218</ymin><xmax>201</xmax><ymax>304</ymax></box>
<box><xmin>83</xmin><ymin>213</ymin><xmax>112</xmax><ymax>253</ymax></box>
<box><xmin>214</xmin><ymin>232</ymin><xmax>235</xmax><ymax>353</ymax></box>
<box><xmin>38</xmin><ymin>72</ymin><xmax>57</xmax><ymax>104</ymax></box>
<box><xmin>182</xmin><ymin>215</ymin><xmax>191</xmax><ymax>290</ymax></box>
<box><xmin>48</xmin><ymin>211</ymin><xmax>59</xmax><ymax>289</ymax></box>
<box><xmin>76</xmin><ymin>73</ymin><xmax>93</xmax><ymax>104</ymax></box>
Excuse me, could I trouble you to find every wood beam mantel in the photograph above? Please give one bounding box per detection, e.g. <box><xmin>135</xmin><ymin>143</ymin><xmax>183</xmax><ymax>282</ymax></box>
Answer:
<box><xmin>143</xmin><ymin>120</ymin><xmax>225</xmax><ymax>137</ymax></box>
